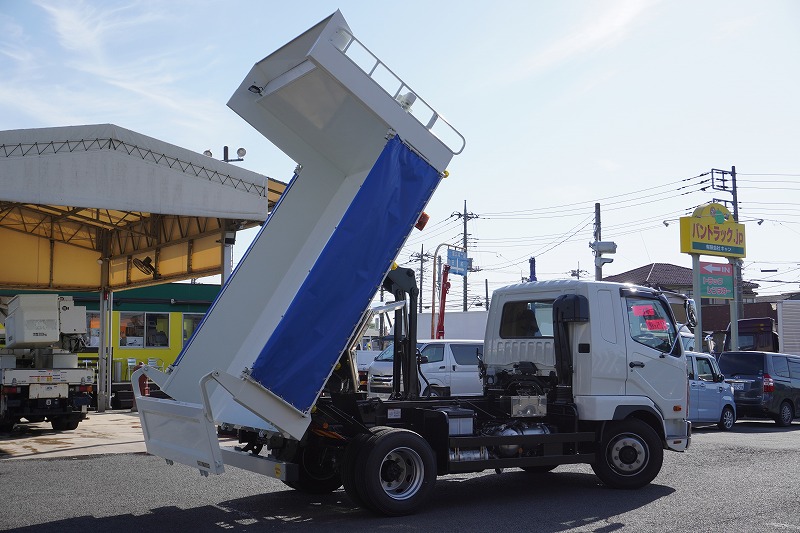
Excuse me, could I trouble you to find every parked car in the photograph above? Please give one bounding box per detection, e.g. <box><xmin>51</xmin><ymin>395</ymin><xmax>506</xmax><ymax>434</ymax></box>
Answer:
<box><xmin>717</xmin><ymin>350</ymin><xmax>800</xmax><ymax>426</ymax></box>
<box><xmin>366</xmin><ymin>339</ymin><xmax>483</xmax><ymax>398</ymax></box>
<box><xmin>354</xmin><ymin>349</ymin><xmax>383</xmax><ymax>391</ymax></box>
<box><xmin>686</xmin><ymin>351</ymin><xmax>736</xmax><ymax>430</ymax></box>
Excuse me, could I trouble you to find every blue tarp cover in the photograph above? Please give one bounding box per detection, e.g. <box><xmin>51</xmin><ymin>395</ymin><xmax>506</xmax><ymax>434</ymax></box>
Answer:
<box><xmin>250</xmin><ymin>136</ymin><xmax>440</xmax><ymax>412</ymax></box>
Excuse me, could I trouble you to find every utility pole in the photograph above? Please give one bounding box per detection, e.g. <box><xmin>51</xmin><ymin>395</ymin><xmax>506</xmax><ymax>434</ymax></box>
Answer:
<box><xmin>594</xmin><ymin>203</ymin><xmax>602</xmax><ymax>281</ymax></box>
<box><xmin>730</xmin><ymin>166</ymin><xmax>744</xmax><ymax>320</ymax></box>
<box><xmin>410</xmin><ymin>245</ymin><xmax>432</xmax><ymax>313</ymax></box>
<box><xmin>591</xmin><ymin>202</ymin><xmax>616</xmax><ymax>280</ymax></box>
<box><xmin>711</xmin><ymin>166</ymin><xmax>743</xmax><ymax>348</ymax></box>
<box><xmin>570</xmin><ymin>263</ymin><xmax>588</xmax><ymax>280</ymax></box>
<box><xmin>452</xmin><ymin>200</ymin><xmax>478</xmax><ymax>311</ymax></box>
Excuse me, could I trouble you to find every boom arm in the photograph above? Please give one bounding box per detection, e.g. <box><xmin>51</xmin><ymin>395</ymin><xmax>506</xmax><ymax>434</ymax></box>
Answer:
<box><xmin>435</xmin><ymin>264</ymin><xmax>451</xmax><ymax>339</ymax></box>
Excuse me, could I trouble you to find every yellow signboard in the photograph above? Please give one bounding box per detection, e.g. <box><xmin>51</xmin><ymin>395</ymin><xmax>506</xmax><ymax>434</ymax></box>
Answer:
<box><xmin>680</xmin><ymin>203</ymin><xmax>746</xmax><ymax>258</ymax></box>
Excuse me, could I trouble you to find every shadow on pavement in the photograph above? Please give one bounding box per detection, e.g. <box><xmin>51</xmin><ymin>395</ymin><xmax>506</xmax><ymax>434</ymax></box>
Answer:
<box><xmin>6</xmin><ymin>469</ymin><xmax>675</xmax><ymax>532</ymax></box>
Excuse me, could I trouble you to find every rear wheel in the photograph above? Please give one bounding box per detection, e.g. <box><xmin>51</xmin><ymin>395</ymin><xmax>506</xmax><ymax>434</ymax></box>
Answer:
<box><xmin>776</xmin><ymin>401</ymin><xmax>794</xmax><ymax>427</ymax></box>
<box><xmin>355</xmin><ymin>428</ymin><xmax>436</xmax><ymax>516</ymax></box>
<box><xmin>591</xmin><ymin>419</ymin><xmax>663</xmax><ymax>489</ymax></box>
<box><xmin>341</xmin><ymin>433</ymin><xmax>371</xmax><ymax>507</ymax></box>
<box><xmin>282</xmin><ymin>440</ymin><xmax>343</xmax><ymax>494</ymax></box>
<box><xmin>50</xmin><ymin>416</ymin><xmax>80</xmax><ymax>431</ymax></box>
<box><xmin>718</xmin><ymin>406</ymin><xmax>736</xmax><ymax>431</ymax></box>
<box><xmin>342</xmin><ymin>426</ymin><xmax>397</xmax><ymax>507</ymax></box>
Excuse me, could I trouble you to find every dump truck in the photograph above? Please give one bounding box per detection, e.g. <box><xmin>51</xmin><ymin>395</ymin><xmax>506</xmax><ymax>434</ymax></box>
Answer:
<box><xmin>133</xmin><ymin>11</ymin><xmax>690</xmax><ymax>516</ymax></box>
<box><xmin>0</xmin><ymin>294</ymin><xmax>95</xmax><ymax>431</ymax></box>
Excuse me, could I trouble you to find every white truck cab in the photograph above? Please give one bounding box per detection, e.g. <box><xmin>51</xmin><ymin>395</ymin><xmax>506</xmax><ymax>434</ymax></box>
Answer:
<box><xmin>484</xmin><ymin>280</ymin><xmax>690</xmax><ymax>451</ymax></box>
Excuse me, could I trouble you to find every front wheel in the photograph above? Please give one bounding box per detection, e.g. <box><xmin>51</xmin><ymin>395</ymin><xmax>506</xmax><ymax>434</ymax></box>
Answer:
<box><xmin>776</xmin><ymin>401</ymin><xmax>794</xmax><ymax>427</ymax></box>
<box><xmin>718</xmin><ymin>406</ymin><xmax>736</xmax><ymax>431</ymax></box>
<box><xmin>591</xmin><ymin>419</ymin><xmax>663</xmax><ymax>489</ymax></box>
<box><xmin>356</xmin><ymin>429</ymin><xmax>436</xmax><ymax>516</ymax></box>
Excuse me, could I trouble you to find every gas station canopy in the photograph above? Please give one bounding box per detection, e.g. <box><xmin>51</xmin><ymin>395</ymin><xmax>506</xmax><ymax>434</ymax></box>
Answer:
<box><xmin>0</xmin><ymin>124</ymin><xmax>286</xmax><ymax>291</ymax></box>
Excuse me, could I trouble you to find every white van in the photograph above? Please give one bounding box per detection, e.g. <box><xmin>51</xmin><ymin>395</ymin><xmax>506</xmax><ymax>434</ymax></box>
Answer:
<box><xmin>366</xmin><ymin>339</ymin><xmax>483</xmax><ymax>398</ymax></box>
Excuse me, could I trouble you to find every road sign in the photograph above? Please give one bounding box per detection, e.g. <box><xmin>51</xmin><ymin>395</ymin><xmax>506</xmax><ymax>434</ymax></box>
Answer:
<box><xmin>679</xmin><ymin>202</ymin><xmax>746</xmax><ymax>258</ymax></box>
<box><xmin>699</xmin><ymin>261</ymin><xmax>734</xmax><ymax>299</ymax></box>
<box><xmin>447</xmin><ymin>248</ymin><xmax>468</xmax><ymax>276</ymax></box>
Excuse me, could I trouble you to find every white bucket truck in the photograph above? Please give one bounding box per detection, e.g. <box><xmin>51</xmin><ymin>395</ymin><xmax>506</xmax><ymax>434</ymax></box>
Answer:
<box><xmin>1</xmin><ymin>294</ymin><xmax>95</xmax><ymax>431</ymax></box>
<box><xmin>132</xmin><ymin>11</ymin><xmax>690</xmax><ymax>516</ymax></box>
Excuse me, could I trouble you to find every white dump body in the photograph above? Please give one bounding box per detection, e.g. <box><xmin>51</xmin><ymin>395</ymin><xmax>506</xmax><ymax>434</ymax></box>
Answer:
<box><xmin>136</xmin><ymin>10</ymin><xmax>462</xmax><ymax>473</ymax></box>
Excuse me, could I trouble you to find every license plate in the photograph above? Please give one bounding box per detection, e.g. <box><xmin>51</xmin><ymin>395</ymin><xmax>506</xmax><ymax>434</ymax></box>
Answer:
<box><xmin>733</xmin><ymin>382</ymin><xmax>745</xmax><ymax>391</ymax></box>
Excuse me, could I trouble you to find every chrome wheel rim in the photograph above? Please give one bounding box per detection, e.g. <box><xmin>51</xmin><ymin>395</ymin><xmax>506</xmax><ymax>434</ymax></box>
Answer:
<box><xmin>608</xmin><ymin>433</ymin><xmax>649</xmax><ymax>476</ymax></box>
<box><xmin>378</xmin><ymin>446</ymin><xmax>424</xmax><ymax>500</ymax></box>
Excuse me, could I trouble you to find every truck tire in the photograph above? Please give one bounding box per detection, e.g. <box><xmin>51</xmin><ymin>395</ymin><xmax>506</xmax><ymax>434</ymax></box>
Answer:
<box><xmin>50</xmin><ymin>416</ymin><xmax>80</xmax><ymax>431</ymax></box>
<box><xmin>342</xmin><ymin>426</ymin><xmax>397</xmax><ymax>508</ymax></box>
<box><xmin>282</xmin><ymin>441</ymin><xmax>343</xmax><ymax>494</ymax></box>
<box><xmin>356</xmin><ymin>428</ymin><xmax>436</xmax><ymax>516</ymax></box>
<box><xmin>341</xmin><ymin>433</ymin><xmax>371</xmax><ymax>507</ymax></box>
<box><xmin>591</xmin><ymin>419</ymin><xmax>663</xmax><ymax>489</ymax></box>
<box><xmin>0</xmin><ymin>420</ymin><xmax>15</xmax><ymax>433</ymax></box>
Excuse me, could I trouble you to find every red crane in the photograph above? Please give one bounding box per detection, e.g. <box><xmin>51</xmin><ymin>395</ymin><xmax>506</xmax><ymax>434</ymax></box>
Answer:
<box><xmin>435</xmin><ymin>264</ymin><xmax>451</xmax><ymax>339</ymax></box>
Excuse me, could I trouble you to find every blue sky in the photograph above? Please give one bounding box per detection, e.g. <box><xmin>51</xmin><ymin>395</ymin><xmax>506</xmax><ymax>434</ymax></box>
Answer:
<box><xmin>2</xmin><ymin>1</ymin><xmax>799</xmax><ymax>305</ymax></box>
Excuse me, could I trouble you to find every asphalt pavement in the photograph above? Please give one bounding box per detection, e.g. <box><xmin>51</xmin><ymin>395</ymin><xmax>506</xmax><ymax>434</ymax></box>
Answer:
<box><xmin>0</xmin><ymin>410</ymin><xmax>148</xmax><ymax>460</ymax></box>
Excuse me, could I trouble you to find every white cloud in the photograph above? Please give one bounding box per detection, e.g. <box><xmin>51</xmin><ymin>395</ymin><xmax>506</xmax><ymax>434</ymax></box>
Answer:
<box><xmin>518</xmin><ymin>1</ymin><xmax>659</xmax><ymax>79</ymax></box>
<box><xmin>2</xmin><ymin>1</ymin><xmax>224</xmax><ymax>132</ymax></box>
<box><xmin>33</xmin><ymin>0</ymin><xmax>160</xmax><ymax>55</ymax></box>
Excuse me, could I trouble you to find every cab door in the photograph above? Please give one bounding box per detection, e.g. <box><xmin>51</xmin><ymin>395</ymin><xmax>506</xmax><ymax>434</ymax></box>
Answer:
<box><xmin>623</xmin><ymin>295</ymin><xmax>687</xmax><ymax>411</ymax></box>
<box><xmin>687</xmin><ymin>355</ymin><xmax>702</xmax><ymax>421</ymax></box>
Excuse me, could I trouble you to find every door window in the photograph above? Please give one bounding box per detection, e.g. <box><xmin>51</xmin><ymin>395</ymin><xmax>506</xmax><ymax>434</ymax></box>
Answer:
<box><xmin>421</xmin><ymin>344</ymin><xmax>445</xmax><ymax>363</ymax></box>
<box><xmin>695</xmin><ymin>357</ymin><xmax>715</xmax><ymax>382</ymax></box>
<box><xmin>625</xmin><ymin>297</ymin><xmax>677</xmax><ymax>355</ymax></box>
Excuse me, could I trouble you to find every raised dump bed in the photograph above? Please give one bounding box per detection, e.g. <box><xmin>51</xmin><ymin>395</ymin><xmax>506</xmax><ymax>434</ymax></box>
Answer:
<box><xmin>135</xmin><ymin>10</ymin><xmax>462</xmax><ymax>471</ymax></box>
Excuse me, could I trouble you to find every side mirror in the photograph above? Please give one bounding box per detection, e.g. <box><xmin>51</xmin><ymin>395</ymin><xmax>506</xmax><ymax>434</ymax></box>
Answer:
<box><xmin>417</xmin><ymin>354</ymin><xmax>429</xmax><ymax>364</ymax></box>
<box><xmin>685</xmin><ymin>299</ymin><xmax>697</xmax><ymax>328</ymax></box>
<box><xmin>717</xmin><ymin>374</ymin><xmax>726</xmax><ymax>383</ymax></box>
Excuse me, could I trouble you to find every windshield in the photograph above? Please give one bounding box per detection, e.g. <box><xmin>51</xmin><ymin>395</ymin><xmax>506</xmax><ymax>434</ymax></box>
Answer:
<box><xmin>374</xmin><ymin>345</ymin><xmax>395</xmax><ymax>361</ymax></box>
<box><xmin>373</xmin><ymin>343</ymin><xmax>424</xmax><ymax>362</ymax></box>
